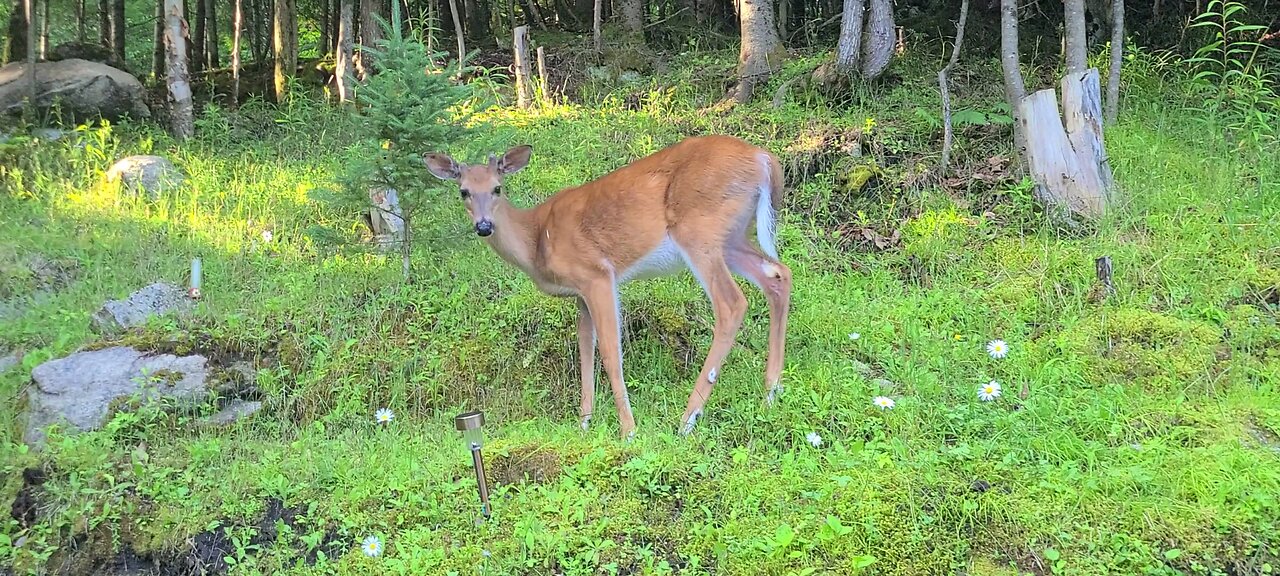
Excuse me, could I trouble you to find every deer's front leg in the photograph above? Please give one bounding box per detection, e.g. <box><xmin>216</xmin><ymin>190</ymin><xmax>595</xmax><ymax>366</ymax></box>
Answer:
<box><xmin>581</xmin><ymin>281</ymin><xmax>636</xmax><ymax>441</ymax></box>
<box><xmin>575</xmin><ymin>297</ymin><xmax>596</xmax><ymax>431</ymax></box>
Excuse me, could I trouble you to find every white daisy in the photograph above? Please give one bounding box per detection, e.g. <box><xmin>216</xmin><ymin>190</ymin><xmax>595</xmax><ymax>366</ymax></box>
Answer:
<box><xmin>873</xmin><ymin>396</ymin><xmax>895</xmax><ymax>410</ymax></box>
<box><xmin>375</xmin><ymin>408</ymin><xmax>394</xmax><ymax>424</ymax></box>
<box><xmin>848</xmin><ymin>332</ymin><xmax>861</xmax><ymax>341</ymax></box>
<box><xmin>978</xmin><ymin>381</ymin><xmax>1002</xmax><ymax>402</ymax></box>
<box><xmin>806</xmin><ymin>432</ymin><xmax>823</xmax><ymax>447</ymax></box>
<box><xmin>986</xmin><ymin>339</ymin><xmax>1009</xmax><ymax>359</ymax></box>
<box><xmin>261</xmin><ymin>229</ymin><xmax>273</xmax><ymax>243</ymax></box>
<box><xmin>362</xmin><ymin>535</ymin><xmax>382</xmax><ymax>557</ymax></box>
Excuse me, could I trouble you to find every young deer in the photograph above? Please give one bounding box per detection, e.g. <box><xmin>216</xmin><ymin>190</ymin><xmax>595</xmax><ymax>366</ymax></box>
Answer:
<box><xmin>423</xmin><ymin>135</ymin><xmax>791</xmax><ymax>440</ymax></box>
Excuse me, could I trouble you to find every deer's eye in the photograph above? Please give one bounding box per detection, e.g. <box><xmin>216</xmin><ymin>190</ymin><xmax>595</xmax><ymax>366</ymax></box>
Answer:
<box><xmin>493</xmin><ymin>186</ymin><xmax>502</xmax><ymax>196</ymax></box>
<box><xmin>460</xmin><ymin>189</ymin><xmax>471</xmax><ymax>199</ymax></box>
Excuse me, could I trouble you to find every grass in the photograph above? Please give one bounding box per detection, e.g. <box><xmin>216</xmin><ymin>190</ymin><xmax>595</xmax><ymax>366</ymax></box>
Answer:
<box><xmin>1</xmin><ymin>43</ymin><xmax>1279</xmax><ymax>576</ymax></box>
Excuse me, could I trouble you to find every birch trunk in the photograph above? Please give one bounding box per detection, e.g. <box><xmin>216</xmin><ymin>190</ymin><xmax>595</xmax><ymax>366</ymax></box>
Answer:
<box><xmin>164</xmin><ymin>0</ymin><xmax>195</xmax><ymax>140</ymax></box>
<box><xmin>336</xmin><ymin>0</ymin><xmax>354</xmax><ymax>101</ymax></box>
<box><xmin>232</xmin><ymin>0</ymin><xmax>242</xmax><ymax>106</ymax></box>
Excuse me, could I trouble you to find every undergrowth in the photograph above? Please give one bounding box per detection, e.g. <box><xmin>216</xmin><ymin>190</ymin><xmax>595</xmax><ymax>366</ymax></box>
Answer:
<box><xmin>0</xmin><ymin>37</ymin><xmax>1278</xmax><ymax>576</ymax></box>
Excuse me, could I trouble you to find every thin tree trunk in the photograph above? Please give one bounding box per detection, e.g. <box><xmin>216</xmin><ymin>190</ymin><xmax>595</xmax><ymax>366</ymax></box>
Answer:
<box><xmin>232</xmin><ymin>0</ymin><xmax>242</xmax><ymax>106</ymax></box>
<box><xmin>78</xmin><ymin>0</ymin><xmax>86</xmax><ymax>42</ymax></box>
<box><xmin>99</xmin><ymin>0</ymin><xmax>109</xmax><ymax>48</ymax></box>
<box><xmin>938</xmin><ymin>0</ymin><xmax>968</xmax><ymax>175</ymax></box>
<box><xmin>1105</xmin><ymin>0</ymin><xmax>1123</xmax><ymax>123</ymax></box>
<box><xmin>358</xmin><ymin>0</ymin><xmax>386</xmax><ymax>78</ymax></box>
<box><xmin>518</xmin><ymin>0</ymin><xmax>547</xmax><ymax>30</ymax></box>
<box><xmin>194</xmin><ymin>0</ymin><xmax>207</xmax><ymax>74</ymax></box>
<box><xmin>164</xmin><ymin>0</ymin><xmax>194</xmax><ymax>140</ymax></box>
<box><xmin>24</xmin><ymin>0</ymin><xmax>35</xmax><ymax>101</ymax></box>
<box><xmin>1064</xmin><ymin>0</ymin><xmax>1087</xmax><ymax>73</ymax></box>
<box><xmin>734</xmin><ymin>0</ymin><xmax>786</xmax><ymax>103</ymax></box>
<box><xmin>1000</xmin><ymin>0</ymin><xmax>1028</xmax><ymax>157</ymax></box>
<box><xmin>336</xmin><ymin>0</ymin><xmax>354</xmax><ymax>100</ymax></box>
<box><xmin>449</xmin><ymin>0</ymin><xmax>466</xmax><ymax>62</ymax></box>
<box><xmin>834</xmin><ymin>0</ymin><xmax>864</xmax><ymax>75</ymax></box>
<box><xmin>38</xmin><ymin>0</ymin><xmax>47</xmax><ymax>58</ymax></box>
<box><xmin>592</xmin><ymin>0</ymin><xmax>601</xmax><ymax>53</ymax></box>
<box><xmin>273</xmin><ymin>0</ymin><xmax>297</xmax><ymax>102</ymax></box>
<box><xmin>206</xmin><ymin>0</ymin><xmax>220</xmax><ymax>68</ymax></box>
<box><xmin>321</xmin><ymin>0</ymin><xmax>332</xmax><ymax>54</ymax></box>
<box><xmin>111</xmin><ymin>0</ymin><xmax>125</xmax><ymax>62</ymax></box>
<box><xmin>153</xmin><ymin>0</ymin><xmax>166</xmax><ymax>77</ymax></box>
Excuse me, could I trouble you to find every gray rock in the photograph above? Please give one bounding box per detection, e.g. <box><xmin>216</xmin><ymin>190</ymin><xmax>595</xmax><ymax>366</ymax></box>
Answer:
<box><xmin>197</xmin><ymin>399</ymin><xmax>263</xmax><ymax>428</ymax></box>
<box><xmin>104</xmin><ymin>155</ymin><xmax>185</xmax><ymax>201</ymax></box>
<box><xmin>0</xmin><ymin>348</ymin><xmax>21</xmax><ymax>373</ymax></box>
<box><xmin>851</xmin><ymin>360</ymin><xmax>874</xmax><ymax>378</ymax></box>
<box><xmin>24</xmin><ymin>346</ymin><xmax>210</xmax><ymax>447</ymax></box>
<box><xmin>91</xmin><ymin>282</ymin><xmax>193</xmax><ymax>334</ymax></box>
<box><xmin>871</xmin><ymin>378</ymin><xmax>896</xmax><ymax>392</ymax></box>
<box><xmin>0</xmin><ymin>59</ymin><xmax>150</xmax><ymax>123</ymax></box>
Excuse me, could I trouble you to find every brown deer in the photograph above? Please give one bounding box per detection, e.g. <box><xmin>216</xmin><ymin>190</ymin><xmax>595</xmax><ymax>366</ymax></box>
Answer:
<box><xmin>423</xmin><ymin>135</ymin><xmax>792</xmax><ymax>441</ymax></box>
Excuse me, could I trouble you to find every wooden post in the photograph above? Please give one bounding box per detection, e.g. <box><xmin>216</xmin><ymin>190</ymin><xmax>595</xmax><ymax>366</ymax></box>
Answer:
<box><xmin>1095</xmin><ymin>256</ymin><xmax>1114</xmax><ymax>299</ymax></box>
<box><xmin>536</xmin><ymin>45</ymin><xmax>547</xmax><ymax>102</ymax></box>
<box><xmin>513</xmin><ymin>25</ymin><xmax>532</xmax><ymax>108</ymax></box>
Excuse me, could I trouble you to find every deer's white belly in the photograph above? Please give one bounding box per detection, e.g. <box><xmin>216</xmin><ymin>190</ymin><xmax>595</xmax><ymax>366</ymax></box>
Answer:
<box><xmin>617</xmin><ymin>236</ymin><xmax>687</xmax><ymax>284</ymax></box>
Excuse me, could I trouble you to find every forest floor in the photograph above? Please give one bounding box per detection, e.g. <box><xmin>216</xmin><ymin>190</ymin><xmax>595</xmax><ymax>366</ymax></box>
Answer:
<box><xmin>1</xmin><ymin>40</ymin><xmax>1279</xmax><ymax>576</ymax></box>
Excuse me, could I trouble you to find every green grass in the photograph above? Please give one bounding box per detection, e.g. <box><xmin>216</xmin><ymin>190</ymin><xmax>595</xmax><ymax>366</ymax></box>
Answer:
<box><xmin>1</xmin><ymin>46</ymin><xmax>1279</xmax><ymax>576</ymax></box>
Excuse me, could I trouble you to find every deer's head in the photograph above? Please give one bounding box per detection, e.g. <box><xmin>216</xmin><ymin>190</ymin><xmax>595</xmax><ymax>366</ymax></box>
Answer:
<box><xmin>423</xmin><ymin>145</ymin><xmax>533</xmax><ymax>237</ymax></box>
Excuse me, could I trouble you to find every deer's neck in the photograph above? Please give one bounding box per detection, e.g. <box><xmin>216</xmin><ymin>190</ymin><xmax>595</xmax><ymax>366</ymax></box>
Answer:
<box><xmin>485</xmin><ymin>200</ymin><xmax>540</xmax><ymax>275</ymax></box>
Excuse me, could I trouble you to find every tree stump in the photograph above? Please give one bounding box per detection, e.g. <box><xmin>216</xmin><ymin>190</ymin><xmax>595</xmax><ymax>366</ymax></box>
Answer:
<box><xmin>1017</xmin><ymin>67</ymin><xmax>1114</xmax><ymax>219</ymax></box>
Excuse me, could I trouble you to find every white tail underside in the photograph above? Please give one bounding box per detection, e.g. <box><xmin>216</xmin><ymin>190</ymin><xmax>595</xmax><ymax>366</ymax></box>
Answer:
<box><xmin>755</xmin><ymin>153</ymin><xmax>779</xmax><ymax>260</ymax></box>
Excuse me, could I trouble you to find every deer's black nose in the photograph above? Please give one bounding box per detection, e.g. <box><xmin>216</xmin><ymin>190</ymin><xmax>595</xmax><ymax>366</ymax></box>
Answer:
<box><xmin>475</xmin><ymin>219</ymin><xmax>494</xmax><ymax>237</ymax></box>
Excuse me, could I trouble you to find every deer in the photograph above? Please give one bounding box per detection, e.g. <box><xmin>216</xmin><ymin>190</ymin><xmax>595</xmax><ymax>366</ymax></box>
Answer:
<box><xmin>423</xmin><ymin>134</ymin><xmax>792</xmax><ymax>441</ymax></box>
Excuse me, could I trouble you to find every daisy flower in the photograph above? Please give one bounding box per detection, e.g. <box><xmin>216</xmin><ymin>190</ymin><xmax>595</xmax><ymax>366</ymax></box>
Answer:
<box><xmin>978</xmin><ymin>381</ymin><xmax>1002</xmax><ymax>402</ymax></box>
<box><xmin>986</xmin><ymin>339</ymin><xmax>1009</xmax><ymax>359</ymax></box>
<box><xmin>873</xmin><ymin>396</ymin><xmax>895</xmax><ymax>410</ymax></box>
<box><xmin>806</xmin><ymin>432</ymin><xmax>823</xmax><ymax>447</ymax></box>
<box><xmin>848</xmin><ymin>332</ymin><xmax>861</xmax><ymax>341</ymax></box>
<box><xmin>375</xmin><ymin>407</ymin><xmax>394</xmax><ymax>424</ymax></box>
<box><xmin>261</xmin><ymin>229</ymin><xmax>273</xmax><ymax>243</ymax></box>
<box><xmin>362</xmin><ymin>535</ymin><xmax>383</xmax><ymax>557</ymax></box>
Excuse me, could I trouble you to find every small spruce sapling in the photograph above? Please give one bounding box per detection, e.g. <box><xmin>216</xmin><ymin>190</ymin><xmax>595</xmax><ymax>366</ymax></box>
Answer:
<box><xmin>325</xmin><ymin>0</ymin><xmax>473</xmax><ymax>283</ymax></box>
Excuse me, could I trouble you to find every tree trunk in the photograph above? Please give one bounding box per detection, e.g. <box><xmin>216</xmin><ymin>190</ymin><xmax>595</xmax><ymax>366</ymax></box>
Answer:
<box><xmin>620</xmin><ymin>0</ymin><xmax>644</xmax><ymax>41</ymax></box>
<box><xmin>99</xmin><ymin>0</ymin><xmax>109</xmax><ymax>48</ymax></box>
<box><xmin>448</xmin><ymin>0</ymin><xmax>466</xmax><ymax>62</ymax></box>
<box><xmin>518</xmin><ymin>0</ymin><xmax>547</xmax><ymax>30</ymax></box>
<box><xmin>3</xmin><ymin>0</ymin><xmax>27</xmax><ymax>64</ymax></box>
<box><xmin>336</xmin><ymin>0</ymin><xmax>354</xmax><ymax>100</ymax></box>
<box><xmin>1105</xmin><ymin>0</ymin><xmax>1123</xmax><ymax>123</ymax></box>
<box><xmin>78</xmin><ymin>0</ymin><xmax>86</xmax><ymax>42</ymax></box>
<box><xmin>358</xmin><ymin>0</ymin><xmax>387</xmax><ymax>78</ymax></box>
<box><xmin>833</xmin><ymin>0</ymin><xmax>864</xmax><ymax>75</ymax></box>
<box><xmin>859</xmin><ymin>0</ymin><xmax>892</xmax><ymax>78</ymax></box>
<box><xmin>465</xmin><ymin>0</ymin><xmax>493</xmax><ymax>38</ymax></box>
<box><xmin>320</xmin><ymin>0</ymin><xmax>331</xmax><ymax>54</ymax></box>
<box><xmin>938</xmin><ymin>0</ymin><xmax>968</xmax><ymax>175</ymax></box>
<box><xmin>111</xmin><ymin>0</ymin><xmax>126</xmax><ymax>62</ymax></box>
<box><xmin>513</xmin><ymin>25</ymin><xmax>532</xmax><ymax>107</ymax></box>
<box><xmin>1064</xmin><ymin>0</ymin><xmax>1087</xmax><ymax>73</ymax></box>
<box><xmin>206</xmin><ymin>0</ymin><xmax>220</xmax><ymax>68</ymax></box>
<box><xmin>23</xmin><ymin>0</ymin><xmax>34</xmax><ymax>102</ymax></box>
<box><xmin>592</xmin><ymin>0</ymin><xmax>601</xmax><ymax>52</ymax></box>
<box><xmin>164</xmin><ymin>0</ymin><xmax>194</xmax><ymax>140</ymax></box>
<box><xmin>1000</xmin><ymin>0</ymin><xmax>1028</xmax><ymax>156</ymax></box>
<box><xmin>194</xmin><ymin>0</ymin><xmax>207</xmax><ymax>74</ymax></box>
<box><xmin>232</xmin><ymin>0</ymin><xmax>242</xmax><ymax>106</ymax></box>
<box><xmin>38</xmin><ymin>0</ymin><xmax>47</xmax><ymax>58</ymax></box>
<box><xmin>153</xmin><ymin>0</ymin><xmax>166</xmax><ymax>77</ymax></box>
<box><xmin>273</xmin><ymin>0</ymin><xmax>297</xmax><ymax>102</ymax></box>
<box><xmin>734</xmin><ymin>0</ymin><xmax>786</xmax><ymax>103</ymax></box>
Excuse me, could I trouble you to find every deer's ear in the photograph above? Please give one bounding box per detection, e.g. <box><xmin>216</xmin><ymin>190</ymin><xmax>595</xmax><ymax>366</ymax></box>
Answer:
<box><xmin>497</xmin><ymin>145</ymin><xmax>532</xmax><ymax>175</ymax></box>
<box><xmin>423</xmin><ymin>153</ymin><xmax>461</xmax><ymax>181</ymax></box>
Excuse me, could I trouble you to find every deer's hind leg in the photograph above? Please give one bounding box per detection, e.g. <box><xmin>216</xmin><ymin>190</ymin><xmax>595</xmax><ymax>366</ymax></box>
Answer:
<box><xmin>726</xmin><ymin>238</ymin><xmax>792</xmax><ymax>406</ymax></box>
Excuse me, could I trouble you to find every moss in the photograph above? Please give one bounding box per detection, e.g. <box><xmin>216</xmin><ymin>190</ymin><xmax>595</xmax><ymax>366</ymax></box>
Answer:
<box><xmin>1062</xmin><ymin>308</ymin><xmax>1221</xmax><ymax>387</ymax></box>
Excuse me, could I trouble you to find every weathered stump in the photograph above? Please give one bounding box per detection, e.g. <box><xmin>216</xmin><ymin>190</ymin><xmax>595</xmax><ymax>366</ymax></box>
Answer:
<box><xmin>1017</xmin><ymin>67</ymin><xmax>1114</xmax><ymax>219</ymax></box>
